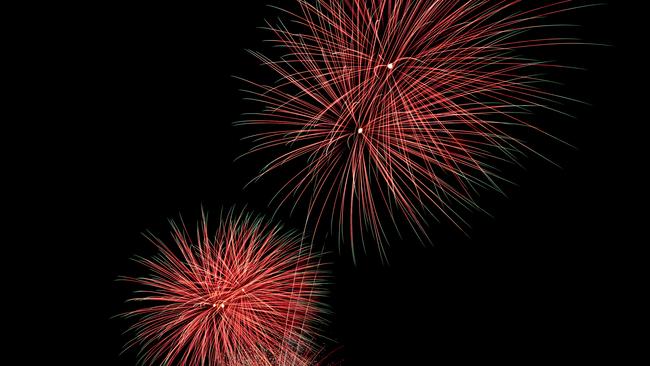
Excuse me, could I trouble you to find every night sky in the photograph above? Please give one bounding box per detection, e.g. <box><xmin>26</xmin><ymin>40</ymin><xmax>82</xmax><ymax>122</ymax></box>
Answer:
<box><xmin>37</xmin><ymin>1</ymin><xmax>640</xmax><ymax>364</ymax></box>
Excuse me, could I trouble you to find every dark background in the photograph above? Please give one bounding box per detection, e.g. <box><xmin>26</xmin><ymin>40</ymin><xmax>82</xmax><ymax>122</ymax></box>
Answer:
<box><xmin>39</xmin><ymin>1</ymin><xmax>640</xmax><ymax>364</ymax></box>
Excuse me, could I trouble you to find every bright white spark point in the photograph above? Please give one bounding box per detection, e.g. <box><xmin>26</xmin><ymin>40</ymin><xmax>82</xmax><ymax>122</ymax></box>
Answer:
<box><xmin>357</xmin><ymin>127</ymin><xmax>363</xmax><ymax>134</ymax></box>
<box><xmin>387</xmin><ymin>63</ymin><xmax>394</xmax><ymax>69</ymax></box>
<box><xmin>213</xmin><ymin>303</ymin><xmax>216</xmax><ymax>307</ymax></box>
<box><xmin>220</xmin><ymin>303</ymin><xmax>225</xmax><ymax>309</ymax></box>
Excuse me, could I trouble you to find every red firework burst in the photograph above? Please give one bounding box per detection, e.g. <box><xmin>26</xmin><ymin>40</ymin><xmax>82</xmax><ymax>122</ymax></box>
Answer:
<box><xmin>120</xmin><ymin>209</ymin><xmax>329</xmax><ymax>365</ymax></box>
<box><xmin>239</xmin><ymin>0</ymin><xmax>587</xmax><ymax>260</ymax></box>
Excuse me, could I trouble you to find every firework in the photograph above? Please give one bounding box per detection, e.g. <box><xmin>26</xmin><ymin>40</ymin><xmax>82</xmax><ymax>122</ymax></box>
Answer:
<box><xmin>239</xmin><ymin>0</ymin><xmax>586</xmax><ymax>260</ymax></box>
<box><xmin>120</xmin><ymin>209</ymin><xmax>329</xmax><ymax>365</ymax></box>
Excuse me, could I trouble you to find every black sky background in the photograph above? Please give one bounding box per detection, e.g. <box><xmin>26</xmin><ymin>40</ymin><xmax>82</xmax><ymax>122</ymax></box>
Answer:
<box><xmin>33</xmin><ymin>1</ymin><xmax>643</xmax><ymax>364</ymax></box>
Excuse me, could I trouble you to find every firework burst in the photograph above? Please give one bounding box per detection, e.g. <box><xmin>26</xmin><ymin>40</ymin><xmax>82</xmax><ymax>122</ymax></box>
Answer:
<box><xmin>119</xmin><ymin>209</ymin><xmax>329</xmax><ymax>365</ymax></box>
<box><xmin>238</xmin><ymin>0</ymin><xmax>587</xmax><ymax>260</ymax></box>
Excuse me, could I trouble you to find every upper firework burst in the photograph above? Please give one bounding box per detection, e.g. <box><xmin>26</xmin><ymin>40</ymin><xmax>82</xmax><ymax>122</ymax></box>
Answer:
<box><xmin>120</xmin><ymin>209</ymin><xmax>329</xmax><ymax>365</ymax></box>
<box><xmin>239</xmin><ymin>0</ymin><xmax>585</xmax><ymax>260</ymax></box>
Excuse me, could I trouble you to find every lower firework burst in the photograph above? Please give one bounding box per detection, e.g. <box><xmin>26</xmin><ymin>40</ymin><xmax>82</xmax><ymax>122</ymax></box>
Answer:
<box><xmin>119</xmin><ymin>209</ymin><xmax>329</xmax><ymax>365</ymax></box>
